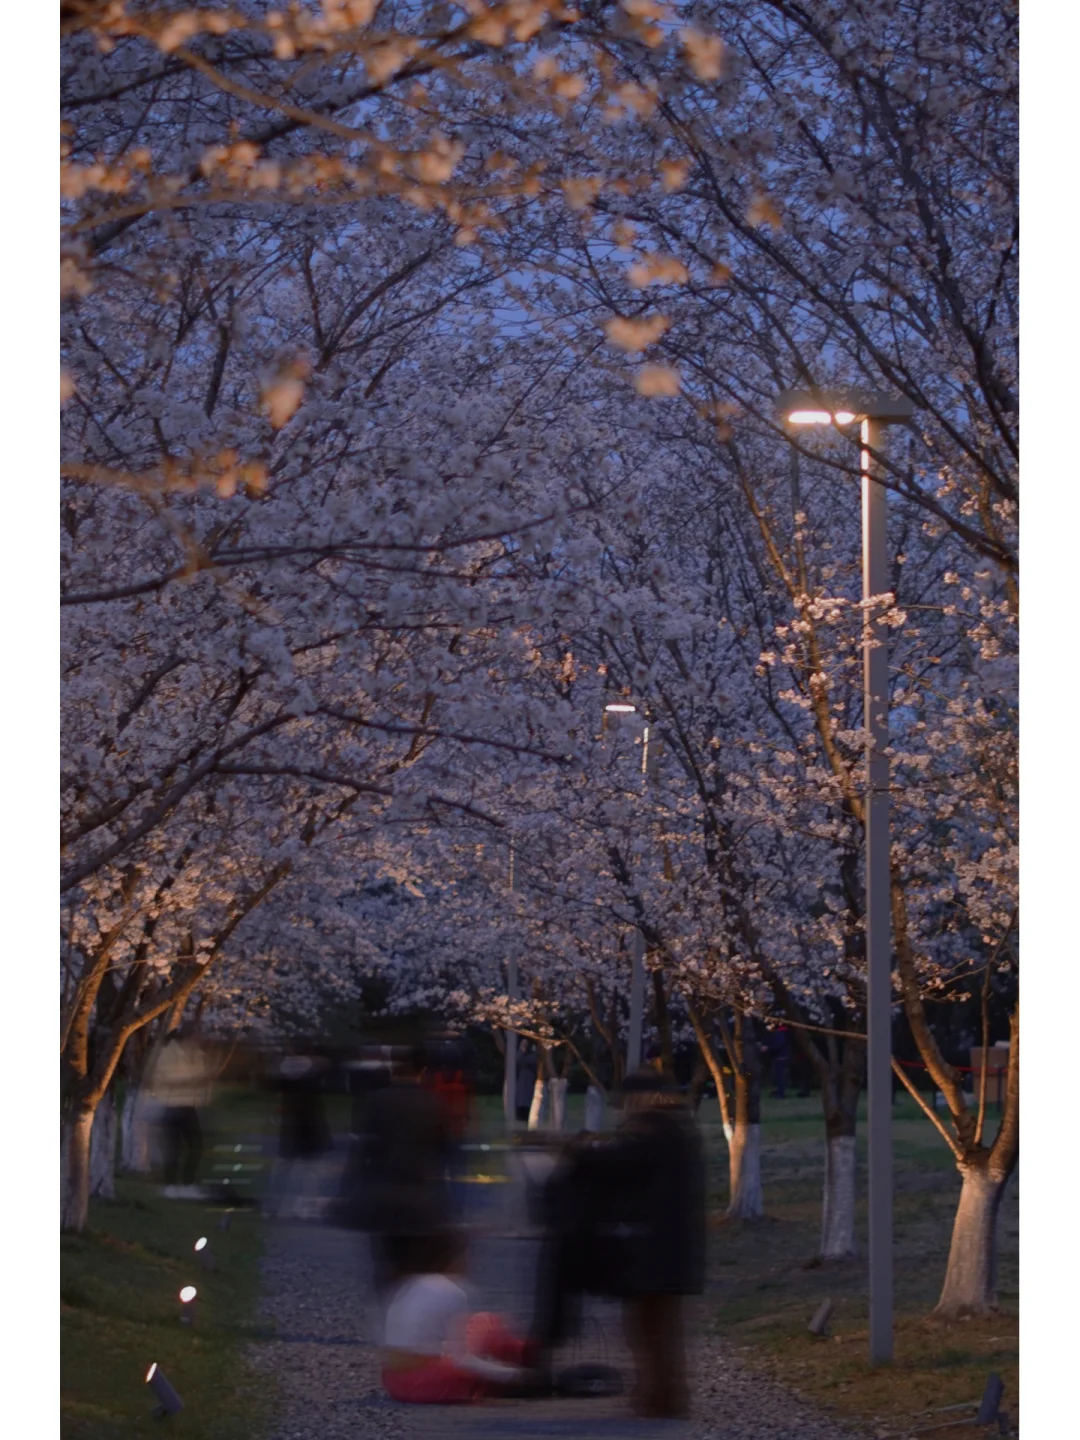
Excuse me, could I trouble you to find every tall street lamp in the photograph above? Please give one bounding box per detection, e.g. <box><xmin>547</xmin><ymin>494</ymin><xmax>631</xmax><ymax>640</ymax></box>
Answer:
<box><xmin>779</xmin><ymin>387</ymin><xmax>914</xmax><ymax>1367</ymax></box>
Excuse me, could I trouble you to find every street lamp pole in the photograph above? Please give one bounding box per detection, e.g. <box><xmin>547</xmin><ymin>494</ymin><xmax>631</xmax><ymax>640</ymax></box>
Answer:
<box><xmin>780</xmin><ymin>388</ymin><xmax>913</xmax><ymax>1367</ymax></box>
<box><xmin>503</xmin><ymin>840</ymin><xmax>518</xmax><ymax>1129</ymax></box>
<box><xmin>862</xmin><ymin>414</ymin><xmax>894</xmax><ymax>1368</ymax></box>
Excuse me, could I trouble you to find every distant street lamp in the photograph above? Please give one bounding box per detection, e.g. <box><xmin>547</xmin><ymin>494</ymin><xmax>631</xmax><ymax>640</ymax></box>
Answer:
<box><xmin>779</xmin><ymin>386</ymin><xmax>914</xmax><ymax>1368</ymax></box>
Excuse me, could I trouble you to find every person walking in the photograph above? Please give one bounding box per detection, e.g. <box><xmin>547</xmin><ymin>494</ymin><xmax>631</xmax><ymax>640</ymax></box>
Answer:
<box><xmin>146</xmin><ymin>1025</ymin><xmax>212</xmax><ymax>1197</ymax></box>
<box><xmin>527</xmin><ymin>1068</ymin><xmax>706</xmax><ymax>1417</ymax></box>
<box><xmin>362</xmin><ymin>1044</ymin><xmax>453</xmax><ymax>1298</ymax></box>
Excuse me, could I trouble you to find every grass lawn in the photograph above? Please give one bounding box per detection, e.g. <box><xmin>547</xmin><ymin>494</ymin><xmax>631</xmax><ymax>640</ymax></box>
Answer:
<box><xmin>61</xmin><ymin>1153</ymin><xmax>274</xmax><ymax>1437</ymax></box>
<box><xmin>696</xmin><ymin>1093</ymin><xmax>1018</xmax><ymax>1438</ymax></box>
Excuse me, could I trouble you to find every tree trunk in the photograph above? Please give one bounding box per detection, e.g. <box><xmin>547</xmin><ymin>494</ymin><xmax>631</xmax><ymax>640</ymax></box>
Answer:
<box><xmin>61</xmin><ymin>1103</ymin><xmax>96</xmax><ymax>1233</ymax></box>
<box><xmin>934</xmin><ymin>1158</ymin><xmax>1010</xmax><ymax>1317</ymax></box>
<box><xmin>584</xmin><ymin>1084</ymin><xmax>606</xmax><ymax>1131</ymax></box>
<box><xmin>549</xmin><ymin>1076</ymin><xmax>568</xmax><ymax>1132</ymax></box>
<box><xmin>820</xmin><ymin>1133</ymin><xmax>857</xmax><ymax>1260</ymax></box>
<box><xmin>527</xmin><ymin>1073</ymin><xmax>547</xmax><ymax>1130</ymax></box>
<box><xmin>90</xmin><ymin>1086</ymin><xmax>117</xmax><ymax>1200</ymax></box>
<box><xmin>652</xmin><ymin>970</ymin><xmax>673</xmax><ymax>1076</ymax></box>
<box><xmin>119</xmin><ymin>1085</ymin><xmax>154</xmax><ymax>1172</ymax></box>
<box><xmin>727</xmin><ymin>1120</ymin><xmax>764</xmax><ymax>1219</ymax></box>
<box><xmin>726</xmin><ymin>1012</ymin><xmax>765</xmax><ymax>1219</ymax></box>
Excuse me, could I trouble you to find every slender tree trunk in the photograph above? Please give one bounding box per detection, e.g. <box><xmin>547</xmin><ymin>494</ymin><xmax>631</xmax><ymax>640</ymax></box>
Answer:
<box><xmin>820</xmin><ymin>1131</ymin><xmax>857</xmax><ymax>1260</ymax></box>
<box><xmin>61</xmin><ymin>1102</ymin><xmax>97</xmax><ymax>1232</ymax></box>
<box><xmin>726</xmin><ymin>1015</ymin><xmax>765</xmax><ymax>1219</ymax></box>
<box><xmin>727</xmin><ymin>1114</ymin><xmax>764</xmax><ymax>1219</ymax></box>
<box><xmin>527</xmin><ymin>1073</ymin><xmax>547</xmax><ymax>1130</ymax></box>
<box><xmin>119</xmin><ymin>1084</ymin><xmax>154</xmax><ymax>1172</ymax></box>
<box><xmin>817</xmin><ymin>1031</ymin><xmax>863</xmax><ymax>1261</ymax></box>
<box><xmin>934</xmin><ymin>1156</ymin><xmax>1011</xmax><ymax>1317</ymax></box>
<box><xmin>652</xmin><ymin>970</ymin><xmax>673</xmax><ymax>1075</ymax></box>
<box><xmin>549</xmin><ymin>1076</ymin><xmax>568</xmax><ymax>1132</ymax></box>
<box><xmin>585</xmin><ymin>1084</ymin><xmax>606</xmax><ymax>1131</ymax></box>
<box><xmin>90</xmin><ymin>1086</ymin><xmax>118</xmax><ymax>1199</ymax></box>
<box><xmin>528</xmin><ymin>1042</ymin><xmax>549</xmax><ymax>1130</ymax></box>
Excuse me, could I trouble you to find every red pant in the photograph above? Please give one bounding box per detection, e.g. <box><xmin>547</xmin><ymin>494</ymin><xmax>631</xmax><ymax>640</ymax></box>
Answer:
<box><xmin>382</xmin><ymin>1313</ymin><xmax>530</xmax><ymax>1405</ymax></box>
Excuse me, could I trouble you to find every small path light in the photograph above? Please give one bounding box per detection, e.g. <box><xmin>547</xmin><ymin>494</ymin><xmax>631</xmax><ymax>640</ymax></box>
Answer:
<box><xmin>146</xmin><ymin>1362</ymin><xmax>184</xmax><ymax>1417</ymax></box>
<box><xmin>977</xmin><ymin>1373</ymin><xmax>1005</xmax><ymax>1427</ymax></box>
<box><xmin>217</xmin><ymin>1210</ymin><xmax>232</xmax><ymax>1232</ymax></box>
<box><xmin>194</xmin><ymin>1235</ymin><xmax>216</xmax><ymax>1271</ymax></box>
<box><xmin>808</xmin><ymin>1299</ymin><xmax>833</xmax><ymax>1337</ymax></box>
<box><xmin>179</xmin><ymin>1284</ymin><xmax>198</xmax><ymax>1325</ymax></box>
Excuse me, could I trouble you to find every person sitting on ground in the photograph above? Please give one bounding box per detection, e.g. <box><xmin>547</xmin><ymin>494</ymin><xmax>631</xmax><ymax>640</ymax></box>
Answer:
<box><xmin>381</xmin><ymin>1230</ymin><xmax>536</xmax><ymax>1404</ymax></box>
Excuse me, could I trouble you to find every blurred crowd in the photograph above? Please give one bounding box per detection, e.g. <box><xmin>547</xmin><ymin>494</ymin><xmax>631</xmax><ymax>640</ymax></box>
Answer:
<box><xmin>136</xmin><ymin>1026</ymin><xmax>707</xmax><ymax>1418</ymax></box>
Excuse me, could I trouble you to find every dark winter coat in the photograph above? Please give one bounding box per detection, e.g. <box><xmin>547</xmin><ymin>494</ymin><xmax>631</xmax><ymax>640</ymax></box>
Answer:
<box><xmin>360</xmin><ymin>1080</ymin><xmax>452</xmax><ymax>1235</ymax></box>
<box><xmin>552</xmin><ymin>1102</ymin><xmax>706</xmax><ymax>1298</ymax></box>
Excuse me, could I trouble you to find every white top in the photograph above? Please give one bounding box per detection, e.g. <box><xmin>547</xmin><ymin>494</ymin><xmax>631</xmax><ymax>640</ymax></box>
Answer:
<box><xmin>382</xmin><ymin>1274</ymin><xmax>524</xmax><ymax>1384</ymax></box>
<box><xmin>384</xmin><ymin>1274</ymin><xmax>469</xmax><ymax>1355</ymax></box>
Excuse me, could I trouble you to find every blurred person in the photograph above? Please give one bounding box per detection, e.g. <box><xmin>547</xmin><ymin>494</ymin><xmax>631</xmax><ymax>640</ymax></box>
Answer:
<box><xmin>147</xmin><ymin>1023</ymin><xmax>212</xmax><ymax>1198</ymax></box>
<box><xmin>528</xmin><ymin>1069</ymin><xmax>705</xmax><ymax>1418</ymax></box>
<box><xmin>336</xmin><ymin>1047</ymin><xmax>392</xmax><ymax>1229</ymax></box>
<box><xmin>423</xmin><ymin>1032</ymin><xmax>475</xmax><ymax>1221</ymax></box>
<box><xmin>268</xmin><ymin>1047</ymin><xmax>332</xmax><ymax>1219</ymax></box>
<box><xmin>363</xmin><ymin>1043</ymin><xmax>453</xmax><ymax>1297</ymax></box>
<box><xmin>609</xmin><ymin>1070</ymin><xmax>706</xmax><ymax>1419</ymax></box>
<box><xmin>381</xmin><ymin>1229</ymin><xmax>535</xmax><ymax>1404</ymax></box>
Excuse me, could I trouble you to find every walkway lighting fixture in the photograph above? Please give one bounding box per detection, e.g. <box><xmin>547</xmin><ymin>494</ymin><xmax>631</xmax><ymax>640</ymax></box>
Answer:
<box><xmin>146</xmin><ymin>1362</ymin><xmax>184</xmax><ymax>1417</ymax></box>
<box><xmin>779</xmin><ymin>384</ymin><xmax>914</xmax><ymax>1369</ymax></box>
<box><xmin>179</xmin><ymin>1284</ymin><xmax>198</xmax><ymax>1325</ymax></box>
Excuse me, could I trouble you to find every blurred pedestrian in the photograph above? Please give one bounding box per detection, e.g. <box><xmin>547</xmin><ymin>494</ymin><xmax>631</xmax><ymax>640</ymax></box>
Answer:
<box><xmin>528</xmin><ymin>1068</ymin><xmax>706</xmax><ymax>1417</ymax></box>
<box><xmin>363</xmin><ymin>1044</ymin><xmax>453</xmax><ymax>1297</ymax></box>
<box><xmin>268</xmin><ymin>1047</ymin><xmax>332</xmax><ymax>1219</ymax></box>
<box><xmin>146</xmin><ymin>1023</ymin><xmax>212</xmax><ymax>1197</ymax></box>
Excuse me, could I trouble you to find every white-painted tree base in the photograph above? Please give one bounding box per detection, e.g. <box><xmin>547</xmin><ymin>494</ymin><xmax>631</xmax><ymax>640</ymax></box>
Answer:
<box><xmin>584</xmin><ymin>1084</ymin><xmax>606</xmax><ymax>1132</ymax></box>
<box><xmin>527</xmin><ymin>1075</ymin><xmax>548</xmax><ymax>1130</ymax></box>
<box><xmin>549</xmin><ymin>1076</ymin><xmax>568</xmax><ymax>1132</ymax></box>
<box><xmin>727</xmin><ymin>1122</ymin><xmax>765</xmax><ymax>1219</ymax></box>
<box><xmin>820</xmin><ymin>1134</ymin><xmax>857</xmax><ymax>1259</ymax></box>
<box><xmin>90</xmin><ymin>1090</ymin><xmax>118</xmax><ymax>1199</ymax></box>
<box><xmin>935</xmin><ymin>1163</ymin><xmax>1008</xmax><ymax>1316</ymax></box>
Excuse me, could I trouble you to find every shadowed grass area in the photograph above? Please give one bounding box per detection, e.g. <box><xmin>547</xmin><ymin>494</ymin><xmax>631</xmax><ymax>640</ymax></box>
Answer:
<box><xmin>697</xmin><ymin>1093</ymin><xmax>1019</xmax><ymax>1436</ymax></box>
<box><xmin>60</xmin><ymin>1178</ymin><xmax>273</xmax><ymax>1439</ymax></box>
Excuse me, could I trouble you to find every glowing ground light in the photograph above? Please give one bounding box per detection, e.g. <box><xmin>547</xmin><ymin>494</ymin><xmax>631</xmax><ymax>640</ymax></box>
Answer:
<box><xmin>604</xmin><ymin>703</ymin><xmax>637</xmax><ymax>713</ymax></box>
<box><xmin>146</xmin><ymin>1363</ymin><xmax>158</xmax><ymax>1383</ymax></box>
<box><xmin>194</xmin><ymin>1237</ymin><xmax>208</xmax><ymax>1252</ymax></box>
<box><xmin>180</xmin><ymin>1286</ymin><xmax>198</xmax><ymax>1304</ymax></box>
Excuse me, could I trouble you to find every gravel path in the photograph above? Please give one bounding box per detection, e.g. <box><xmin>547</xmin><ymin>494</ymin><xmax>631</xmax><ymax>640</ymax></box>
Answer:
<box><xmin>248</xmin><ymin>1212</ymin><xmax>872</xmax><ymax>1440</ymax></box>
